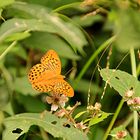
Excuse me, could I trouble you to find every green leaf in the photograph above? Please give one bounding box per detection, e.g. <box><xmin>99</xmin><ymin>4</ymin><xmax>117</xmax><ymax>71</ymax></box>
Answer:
<box><xmin>114</xmin><ymin>9</ymin><xmax>140</xmax><ymax>52</ymax></box>
<box><xmin>110</xmin><ymin>125</ymin><xmax>133</xmax><ymax>140</ymax></box>
<box><xmin>0</xmin><ymin>18</ymin><xmax>54</xmax><ymax>43</ymax></box>
<box><xmin>24</xmin><ymin>32</ymin><xmax>81</xmax><ymax>60</ymax></box>
<box><xmin>74</xmin><ymin>111</ymin><xmax>87</xmax><ymax>119</ymax></box>
<box><xmin>13</xmin><ymin>76</ymin><xmax>38</xmax><ymax>95</ymax></box>
<box><xmin>16</xmin><ymin>94</ymin><xmax>46</xmax><ymax>112</ymax></box>
<box><xmin>5</xmin><ymin>32</ymin><xmax>31</xmax><ymax>42</ymax></box>
<box><xmin>100</xmin><ymin>69</ymin><xmax>140</xmax><ymax>97</ymax></box>
<box><xmin>0</xmin><ymin>0</ymin><xmax>15</xmax><ymax>8</ymax></box>
<box><xmin>71</xmin><ymin>79</ymin><xmax>101</xmax><ymax>94</ymax></box>
<box><xmin>0</xmin><ymin>9</ymin><xmax>3</xmax><ymax>16</ymax></box>
<box><xmin>0</xmin><ymin>43</ymin><xmax>27</xmax><ymax>60</ymax></box>
<box><xmin>3</xmin><ymin>113</ymin><xmax>89</xmax><ymax>140</ymax></box>
<box><xmin>88</xmin><ymin>111</ymin><xmax>112</xmax><ymax>127</ymax></box>
<box><xmin>10</xmin><ymin>2</ymin><xmax>87</xmax><ymax>54</ymax></box>
<box><xmin>72</xmin><ymin>14</ymin><xmax>104</xmax><ymax>27</ymax></box>
<box><xmin>0</xmin><ymin>86</ymin><xmax>9</xmax><ymax>109</ymax></box>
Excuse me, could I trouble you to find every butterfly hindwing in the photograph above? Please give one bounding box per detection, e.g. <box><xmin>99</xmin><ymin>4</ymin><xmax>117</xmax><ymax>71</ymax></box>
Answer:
<box><xmin>53</xmin><ymin>79</ymin><xmax>74</xmax><ymax>97</ymax></box>
<box><xmin>41</xmin><ymin>50</ymin><xmax>61</xmax><ymax>74</ymax></box>
<box><xmin>32</xmin><ymin>81</ymin><xmax>54</xmax><ymax>93</ymax></box>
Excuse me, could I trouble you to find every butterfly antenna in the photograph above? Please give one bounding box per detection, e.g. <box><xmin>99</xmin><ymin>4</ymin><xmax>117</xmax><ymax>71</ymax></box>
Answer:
<box><xmin>64</xmin><ymin>67</ymin><xmax>75</xmax><ymax>77</ymax></box>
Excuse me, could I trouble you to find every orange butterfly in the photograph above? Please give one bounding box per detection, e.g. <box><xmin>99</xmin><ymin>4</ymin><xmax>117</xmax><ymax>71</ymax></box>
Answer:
<box><xmin>28</xmin><ymin>50</ymin><xmax>74</xmax><ymax>97</ymax></box>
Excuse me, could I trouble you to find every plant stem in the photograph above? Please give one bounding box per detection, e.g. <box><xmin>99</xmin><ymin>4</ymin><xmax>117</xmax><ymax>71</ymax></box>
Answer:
<box><xmin>76</xmin><ymin>36</ymin><xmax>116</xmax><ymax>82</ymax></box>
<box><xmin>130</xmin><ymin>48</ymin><xmax>137</xmax><ymax>77</ymax></box>
<box><xmin>0</xmin><ymin>64</ymin><xmax>13</xmax><ymax>93</ymax></box>
<box><xmin>130</xmin><ymin>48</ymin><xmax>138</xmax><ymax>140</ymax></box>
<box><xmin>40</xmin><ymin>128</ymin><xmax>49</xmax><ymax>140</ymax></box>
<box><xmin>0</xmin><ymin>41</ymin><xmax>17</xmax><ymax>61</ymax></box>
<box><xmin>103</xmin><ymin>99</ymin><xmax>124</xmax><ymax>140</ymax></box>
<box><xmin>123</xmin><ymin>113</ymin><xmax>133</xmax><ymax>128</ymax></box>
<box><xmin>52</xmin><ymin>2</ymin><xmax>81</xmax><ymax>13</ymax></box>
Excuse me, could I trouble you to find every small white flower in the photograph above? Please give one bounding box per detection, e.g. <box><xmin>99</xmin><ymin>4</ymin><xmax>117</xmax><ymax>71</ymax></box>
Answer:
<box><xmin>45</xmin><ymin>93</ymin><xmax>68</xmax><ymax>111</ymax></box>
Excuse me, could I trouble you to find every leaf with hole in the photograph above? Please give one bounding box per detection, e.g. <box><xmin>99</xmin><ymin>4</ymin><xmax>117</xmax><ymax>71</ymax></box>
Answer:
<box><xmin>100</xmin><ymin>69</ymin><xmax>140</xmax><ymax>97</ymax></box>
<box><xmin>3</xmin><ymin>113</ymin><xmax>89</xmax><ymax>140</ymax></box>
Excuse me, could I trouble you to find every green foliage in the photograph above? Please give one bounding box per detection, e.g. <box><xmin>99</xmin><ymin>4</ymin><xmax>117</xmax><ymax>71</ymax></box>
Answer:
<box><xmin>3</xmin><ymin>112</ymin><xmax>88</xmax><ymax>140</ymax></box>
<box><xmin>88</xmin><ymin>112</ymin><xmax>112</xmax><ymax>127</ymax></box>
<box><xmin>10</xmin><ymin>2</ymin><xmax>88</xmax><ymax>54</ymax></box>
<box><xmin>110</xmin><ymin>126</ymin><xmax>133</xmax><ymax>140</ymax></box>
<box><xmin>74</xmin><ymin>110</ymin><xmax>112</xmax><ymax>127</ymax></box>
<box><xmin>24</xmin><ymin>32</ymin><xmax>81</xmax><ymax>60</ymax></box>
<box><xmin>5</xmin><ymin>32</ymin><xmax>31</xmax><ymax>42</ymax></box>
<box><xmin>114</xmin><ymin>8</ymin><xmax>140</xmax><ymax>52</ymax></box>
<box><xmin>100</xmin><ymin>69</ymin><xmax>140</xmax><ymax>97</ymax></box>
<box><xmin>0</xmin><ymin>0</ymin><xmax>140</xmax><ymax>140</ymax></box>
<box><xmin>0</xmin><ymin>18</ymin><xmax>56</xmax><ymax>43</ymax></box>
<box><xmin>0</xmin><ymin>0</ymin><xmax>15</xmax><ymax>8</ymax></box>
<box><xmin>13</xmin><ymin>76</ymin><xmax>37</xmax><ymax>95</ymax></box>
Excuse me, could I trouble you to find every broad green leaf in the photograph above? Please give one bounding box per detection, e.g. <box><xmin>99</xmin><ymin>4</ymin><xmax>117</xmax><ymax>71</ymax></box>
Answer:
<box><xmin>114</xmin><ymin>9</ymin><xmax>140</xmax><ymax>52</ymax></box>
<box><xmin>2</xmin><ymin>102</ymin><xmax>14</xmax><ymax>116</ymax></box>
<box><xmin>0</xmin><ymin>43</ymin><xmax>27</xmax><ymax>60</ymax></box>
<box><xmin>0</xmin><ymin>18</ymin><xmax>54</xmax><ymax>43</ymax></box>
<box><xmin>16</xmin><ymin>94</ymin><xmax>46</xmax><ymax>112</ymax></box>
<box><xmin>69</xmin><ymin>79</ymin><xmax>102</xmax><ymax>103</ymax></box>
<box><xmin>110</xmin><ymin>125</ymin><xmax>133</xmax><ymax>140</ymax></box>
<box><xmin>24</xmin><ymin>32</ymin><xmax>80</xmax><ymax>60</ymax></box>
<box><xmin>72</xmin><ymin>14</ymin><xmax>104</xmax><ymax>27</ymax></box>
<box><xmin>89</xmin><ymin>127</ymin><xmax>104</xmax><ymax>140</ymax></box>
<box><xmin>0</xmin><ymin>9</ymin><xmax>3</xmax><ymax>16</ymax></box>
<box><xmin>5</xmin><ymin>32</ymin><xmax>31</xmax><ymax>42</ymax></box>
<box><xmin>0</xmin><ymin>86</ymin><xmax>10</xmax><ymax>109</ymax></box>
<box><xmin>13</xmin><ymin>76</ymin><xmax>38</xmax><ymax>95</ymax></box>
<box><xmin>0</xmin><ymin>0</ymin><xmax>15</xmax><ymax>8</ymax></box>
<box><xmin>74</xmin><ymin>111</ymin><xmax>87</xmax><ymax>119</ymax></box>
<box><xmin>88</xmin><ymin>111</ymin><xmax>112</xmax><ymax>127</ymax></box>
<box><xmin>10</xmin><ymin>2</ymin><xmax>88</xmax><ymax>54</ymax></box>
<box><xmin>100</xmin><ymin>69</ymin><xmax>140</xmax><ymax>97</ymax></box>
<box><xmin>3</xmin><ymin>113</ymin><xmax>89</xmax><ymax>140</ymax></box>
<box><xmin>0</xmin><ymin>111</ymin><xmax>4</xmax><ymax>124</ymax></box>
<box><xmin>71</xmin><ymin>79</ymin><xmax>101</xmax><ymax>95</ymax></box>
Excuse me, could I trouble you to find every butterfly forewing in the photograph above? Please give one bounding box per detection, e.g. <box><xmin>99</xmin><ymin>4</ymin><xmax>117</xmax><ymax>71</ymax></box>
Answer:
<box><xmin>28</xmin><ymin>64</ymin><xmax>46</xmax><ymax>84</ymax></box>
<box><xmin>41</xmin><ymin>50</ymin><xmax>61</xmax><ymax>74</ymax></box>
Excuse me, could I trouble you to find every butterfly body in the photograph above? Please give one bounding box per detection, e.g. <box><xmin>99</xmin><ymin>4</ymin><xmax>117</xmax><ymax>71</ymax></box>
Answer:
<box><xmin>28</xmin><ymin>50</ymin><xmax>74</xmax><ymax>97</ymax></box>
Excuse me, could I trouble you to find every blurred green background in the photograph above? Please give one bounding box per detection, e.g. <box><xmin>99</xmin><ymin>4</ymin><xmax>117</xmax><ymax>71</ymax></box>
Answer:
<box><xmin>0</xmin><ymin>0</ymin><xmax>140</xmax><ymax>140</ymax></box>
